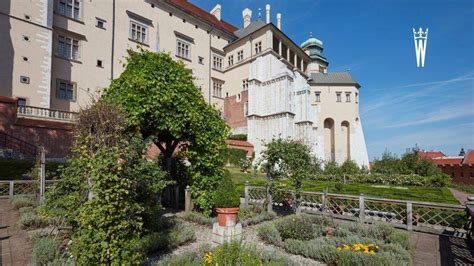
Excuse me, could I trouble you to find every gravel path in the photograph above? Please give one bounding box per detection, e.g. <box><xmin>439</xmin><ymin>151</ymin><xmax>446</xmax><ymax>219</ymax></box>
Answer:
<box><xmin>448</xmin><ymin>188</ymin><xmax>471</xmax><ymax>204</ymax></box>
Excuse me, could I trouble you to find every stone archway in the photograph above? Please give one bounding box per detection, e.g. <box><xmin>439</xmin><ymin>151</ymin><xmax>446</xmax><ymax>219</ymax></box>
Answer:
<box><xmin>324</xmin><ymin>118</ymin><xmax>335</xmax><ymax>161</ymax></box>
<box><xmin>341</xmin><ymin>121</ymin><xmax>350</xmax><ymax>161</ymax></box>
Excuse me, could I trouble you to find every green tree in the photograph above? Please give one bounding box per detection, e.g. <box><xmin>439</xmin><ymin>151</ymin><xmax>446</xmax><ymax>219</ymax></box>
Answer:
<box><xmin>104</xmin><ymin>50</ymin><xmax>229</xmax><ymax>215</ymax></box>
<box><xmin>260</xmin><ymin>139</ymin><xmax>313</xmax><ymax>212</ymax></box>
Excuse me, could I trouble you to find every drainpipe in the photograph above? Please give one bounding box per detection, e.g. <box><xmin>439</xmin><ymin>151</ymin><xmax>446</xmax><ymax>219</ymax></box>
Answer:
<box><xmin>110</xmin><ymin>0</ymin><xmax>116</xmax><ymax>80</ymax></box>
<box><xmin>208</xmin><ymin>27</ymin><xmax>214</xmax><ymax>103</ymax></box>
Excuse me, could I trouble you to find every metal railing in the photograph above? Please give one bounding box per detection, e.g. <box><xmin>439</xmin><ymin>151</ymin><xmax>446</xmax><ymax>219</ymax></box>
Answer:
<box><xmin>0</xmin><ymin>180</ymin><xmax>59</xmax><ymax>199</ymax></box>
<box><xmin>244</xmin><ymin>184</ymin><xmax>471</xmax><ymax>236</ymax></box>
<box><xmin>17</xmin><ymin>105</ymin><xmax>78</xmax><ymax>122</ymax></box>
<box><xmin>0</xmin><ymin>131</ymin><xmax>37</xmax><ymax>159</ymax></box>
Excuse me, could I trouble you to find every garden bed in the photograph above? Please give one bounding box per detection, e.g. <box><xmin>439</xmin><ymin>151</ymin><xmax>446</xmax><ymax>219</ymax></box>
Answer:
<box><xmin>257</xmin><ymin>213</ymin><xmax>411</xmax><ymax>265</ymax></box>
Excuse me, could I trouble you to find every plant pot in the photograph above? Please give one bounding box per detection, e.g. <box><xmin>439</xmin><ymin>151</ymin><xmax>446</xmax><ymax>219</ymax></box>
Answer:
<box><xmin>216</xmin><ymin>207</ymin><xmax>240</xmax><ymax>227</ymax></box>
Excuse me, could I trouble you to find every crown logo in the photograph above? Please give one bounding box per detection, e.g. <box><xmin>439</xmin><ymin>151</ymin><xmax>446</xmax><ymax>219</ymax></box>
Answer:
<box><xmin>413</xmin><ymin>27</ymin><xmax>428</xmax><ymax>40</ymax></box>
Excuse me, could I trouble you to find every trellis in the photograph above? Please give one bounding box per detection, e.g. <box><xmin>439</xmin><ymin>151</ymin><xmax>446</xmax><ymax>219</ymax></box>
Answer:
<box><xmin>244</xmin><ymin>183</ymin><xmax>471</xmax><ymax>236</ymax></box>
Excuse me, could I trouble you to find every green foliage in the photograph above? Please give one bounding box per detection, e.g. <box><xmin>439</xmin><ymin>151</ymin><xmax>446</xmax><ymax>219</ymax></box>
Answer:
<box><xmin>11</xmin><ymin>195</ymin><xmax>35</xmax><ymax>209</ymax></box>
<box><xmin>222</xmin><ymin>147</ymin><xmax>247</xmax><ymax>167</ymax></box>
<box><xmin>32</xmin><ymin>236</ymin><xmax>63</xmax><ymax>265</ymax></box>
<box><xmin>213</xmin><ymin>173</ymin><xmax>240</xmax><ymax>208</ymax></box>
<box><xmin>335</xmin><ymin>182</ymin><xmax>344</xmax><ymax>191</ymax></box>
<box><xmin>178</xmin><ymin>211</ymin><xmax>217</xmax><ymax>226</ymax></box>
<box><xmin>136</xmin><ymin>219</ymin><xmax>195</xmax><ymax>254</ymax></box>
<box><xmin>228</xmin><ymin>134</ymin><xmax>248</xmax><ymax>141</ymax></box>
<box><xmin>18</xmin><ymin>210</ymin><xmax>47</xmax><ymax>229</ymax></box>
<box><xmin>238</xmin><ymin>206</ymin><xmax>277</xmax><ymax>227</ymax></box>
<box><xmin>239</xmin><ymin>157</ymin><xmax>252</xmax><ymax>173</ymax></box>
<box><xmin>104</xmin><ymin>50</ymin><xmax>229</xmax><ymax>216</ymax></box>
<box><xmin>275</xmin><ymin>216</ymin><xmax>316</xmax><ymax>241</ymax></box>
<box><xmin>0</xmin><ymin>158</ymin><xmax>64</xmax><ymax>180</ymax></box>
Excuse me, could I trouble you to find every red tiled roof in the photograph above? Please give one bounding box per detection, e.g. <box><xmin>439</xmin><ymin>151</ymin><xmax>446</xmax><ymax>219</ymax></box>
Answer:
<box><xmin>418</xmin><ymin>150</ymin><xmax>445</xmax><ymax>159</ymax></box>
<box><xmin>431</xmin><ymin>157</ymin><xmax>463</xmax><ymax>166</ymax></box>
<box><xmin>166</xmin><ymin>0</ymin><xmax>237</xmax><ymax>35</ymax></box>
<box><xmin>226</xmin><ymin>139</ymin><xmax>253</xmax><ymax>148</ymax></box>
<box><xmin>463</xmin><ymin>149</ymin><xmax>474</xmax><ymax>164</ymax></box>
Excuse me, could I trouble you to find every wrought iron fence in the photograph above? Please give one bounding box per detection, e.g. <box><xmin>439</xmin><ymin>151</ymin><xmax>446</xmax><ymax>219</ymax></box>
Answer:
<box><xmin>244</xmin><ymin>184</ymin><xmax>470</xmax><ymax>236</ymax></box>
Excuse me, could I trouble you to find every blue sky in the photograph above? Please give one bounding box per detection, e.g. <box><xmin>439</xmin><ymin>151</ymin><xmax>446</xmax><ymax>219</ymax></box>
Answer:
<box><xmin>193</xmin><ymin>0</ymin><xmax>474</xmax><ymax>159</ymax></box>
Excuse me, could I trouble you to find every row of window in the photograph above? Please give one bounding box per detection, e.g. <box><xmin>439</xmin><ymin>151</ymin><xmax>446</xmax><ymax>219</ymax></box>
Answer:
<box><xmin>226</xmin><ymin>42</ymin><xmax>261</xmax><ymax>68</ymax></box>
<box><xmin>315</xmin><ymin>92</ymin><xmax>359</xmax><ymax>103</ymax></box>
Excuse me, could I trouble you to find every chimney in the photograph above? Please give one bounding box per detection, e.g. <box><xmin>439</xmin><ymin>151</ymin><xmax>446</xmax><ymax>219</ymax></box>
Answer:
<box><xmin>276</xmin><ymin>13</ymin><xmax>281</xmax><ymax>29</ymax></box>
<box><xmin>210</xmin><ymin>4</ymin><xmax>221</xmax><ymax>21</ymax></box>
<box><xmin>265</xmin><ymin>4</ymin><xmax>270</xmax><ymax>24</ymax></box>
<box><xmin>242</xmin><ymin>8</ymin><xmax>252</xmax><ymax>28</ymax></box>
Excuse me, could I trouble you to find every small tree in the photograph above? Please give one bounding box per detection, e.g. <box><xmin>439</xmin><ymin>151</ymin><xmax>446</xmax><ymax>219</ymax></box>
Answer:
<box><xmin>104</xmin><ymin>50</ymin><xmax>229</xmax><ymax>215</ymax></box>
<box><xmin>260</xmin><ymin>139</ymin><xmax>313</xmax><ymax>212</ymax></box>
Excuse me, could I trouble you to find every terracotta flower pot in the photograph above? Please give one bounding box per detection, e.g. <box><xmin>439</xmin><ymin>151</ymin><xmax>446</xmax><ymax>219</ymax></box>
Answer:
<box><xmin>216</xmin><ymin>207</ymin><xmax>240</xmax><ymax>227</ymax></box>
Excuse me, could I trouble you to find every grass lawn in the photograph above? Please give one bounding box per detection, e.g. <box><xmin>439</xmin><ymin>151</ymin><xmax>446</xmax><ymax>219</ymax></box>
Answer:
<box><xmin>0</xmin><ymin>158</ymin><xmax>64</xmax><ymax>180</ymax></box>
<box><xmin>226</xmin><ymin>167</ymin><xmax>459</xmax><ymax>204</ymax></box>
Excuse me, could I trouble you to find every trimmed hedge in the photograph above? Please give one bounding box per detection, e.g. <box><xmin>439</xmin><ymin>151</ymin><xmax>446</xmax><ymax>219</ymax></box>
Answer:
<box><xmin>222</xmin><ymin>148</ymin><xmax>247</xmax><ymax>167</ymax></box>
<box><xmin>228</xmin><ymin>134</ymin><xmax>247</xmax><ymax>141</ymax></box>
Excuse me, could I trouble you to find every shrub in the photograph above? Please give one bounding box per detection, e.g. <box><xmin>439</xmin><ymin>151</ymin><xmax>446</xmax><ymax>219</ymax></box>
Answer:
<box><xmin>223</xmin><ymin>147</ymin><xmax>247</xmax><ymax>167</ymax></box>
<box><xmin>335</xmin><ymin>182</ymin><xmax>344</xmax><ymax>191</ymax></box>
<box><xmin>32</xmin><ymin>237</ymin><xmax>62</xmax><ymax>265</ymax></box>
<box><xmin>213</xmin><ymin>173</ymin><xmax>240</xmax><ymax>208</ymax></box>
<box><xmin>228</xmin><ymin>134</ymin><xmax>247</xmax><ymax>141</ymax></box>
<box><xmin>386</xmin><ymin>231</ymin><xmax>410</xmax><ymax>250</ymax></box>
<box><xmin>239</xmin><ymin>158</ymin><xmax>252</xmax><ymax>173</ymax></box>
<box><xmin>240</xmin><ymin>211</ymin><xmax>277</xmax><ymax>227</ymax></box>
<box><xmin>18</xmin><ymin>210</ymin><xmax>48</xmax><ymax>229</ymax></box>
<box><xmin>11</xmin><ymin>195</ymin><xmax>35</xmax><ymax>209</ymax></box>
<box><xmin>257</xmin><ymin>222</ymin><xmax>283</xmax><ymax>246</ymax></box>
<box><xmin>178</xmin><ymin>211</ymin><xmax>216</xmax><ymax>226</ymax></box>
<box><xmin>136</xmin><ymin>220</ymin><xmax>195</xmax><ymax>254</ymax></box>
<box><xmin>275</xmin><ymin>216</ymin><xmax>316</xmax><ymax>241</ymax></box>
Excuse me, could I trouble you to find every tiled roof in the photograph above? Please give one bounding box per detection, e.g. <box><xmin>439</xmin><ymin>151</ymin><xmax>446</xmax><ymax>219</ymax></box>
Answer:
<box><xmin>225</xmin><ymin>139</ymin><xmax>253</xmax><ymax>148</ymax></box>
<box><xmin>309</xmin><ymin>72</ymin><xmax>360</xmax><ymax>87</ymax></box>
<box><xmin>418</xmin><ymin>151</ymin><xmax>446</xmax><ymax>159</ymax></box>
<box><xmin>234</xmin><ymin>19</ymin><xmax>266</xmax><ymax>39</ymax></box>
<box><xmin>166</xmin><ymin>0</ymin><xmax>237</xmax><ymax>34</ymax></box>
<box><xmin>463</xmin><ymin>149</ymin><xmax>474</xmax><ymax>164</ymax></box>
<box><xmin>431</xmin><ymin>157</ymin><xmax>463</xmax><ymax>166</ymax></box>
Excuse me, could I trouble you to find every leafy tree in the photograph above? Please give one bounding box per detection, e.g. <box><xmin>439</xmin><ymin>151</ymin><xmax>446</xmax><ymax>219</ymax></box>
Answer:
<box><xmin>340</xmin><ymin>160</ymin><xmax>361</xmax><ymax>175</ymax></box>
<box><xmin>104</xmin><ymin>50</ymin><xmax>229</xmax><ymax>215</ymax></box>
<box><xmin>260</xmin><ymin>139</ymin><xmax>314</xmax><ymax>212</ymax></box>
<box><xmin>323</xmin><ymin>161</ymin><xmax>341</xmax><ymax>176</ymax></box>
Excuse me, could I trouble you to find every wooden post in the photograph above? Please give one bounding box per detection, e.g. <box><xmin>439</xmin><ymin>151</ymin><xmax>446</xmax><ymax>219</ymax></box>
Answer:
<box><xmin>244</xmin><ymin>181</ymin><xmax>249</xmax><ymax>208</ymax></box>
<box><xmin>266</xmin><ymin>186</ymin><xmax>273</xmax><ymax>213</ymax></box>
<box><xmin>9</xmin><ymin>181</ymin><xmax>14</xmax><ymax>198</ymax></box>
<box><xmin>322</xmin><ymin>189</ymin><xmax>327</xmax><ymax>213</ymax></box>
<box><xmin>407</xmin><ymin>202</ymin><xmax>413</xmax><ymax>231</ymax></box>
<box><xmin>359</xmin><ymin>194</ymin><xmax>365</xmax><ymax>223</ymax></box>
<box><xmin>38</xmin><ymin>146</ymin><xmax>46</xmax><ymax>203</ymax></box>
<box><xmin>185</xmin><ymin>186</ymin><xmax>192</xmax><ymax>213</ymax></box>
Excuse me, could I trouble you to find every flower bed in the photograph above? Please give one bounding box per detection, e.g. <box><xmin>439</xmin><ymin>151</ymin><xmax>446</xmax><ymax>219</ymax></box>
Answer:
<box><xmin>310</xmin><ymin>173</ymin><xmax>449</xmax><ymax>187</ymax></box>
<box><xmin>257</xmin><ymin>214</ymin><xmax>411</xmax><ymax>265</ymax></box>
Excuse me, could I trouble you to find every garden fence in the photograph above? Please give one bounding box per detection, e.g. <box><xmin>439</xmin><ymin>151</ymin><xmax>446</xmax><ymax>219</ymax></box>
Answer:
<box><xmin>244</xmin><ymin>183</ymin><xmax>473</xmax><ymax>238</ymax></box>
<box><xmin>0</xmin><ymin>180</ymin><xmax>59</xmax><ymax>199</ymax></box>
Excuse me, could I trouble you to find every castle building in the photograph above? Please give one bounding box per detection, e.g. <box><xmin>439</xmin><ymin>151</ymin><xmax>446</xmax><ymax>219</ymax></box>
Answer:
<box><xmin>0</xmin><ymin>0</ymin><xmax>369</xmax><ymax>166</ymax></box>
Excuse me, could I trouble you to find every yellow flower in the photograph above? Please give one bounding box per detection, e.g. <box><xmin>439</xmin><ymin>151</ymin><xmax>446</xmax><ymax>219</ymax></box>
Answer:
<box><xmin>204</xmin><ymin>252</ymin><xmax>213</xmax><ymax>264</ymax></box>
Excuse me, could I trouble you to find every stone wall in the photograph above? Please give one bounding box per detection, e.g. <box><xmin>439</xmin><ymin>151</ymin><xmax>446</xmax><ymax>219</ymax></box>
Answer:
<box><xmin>223</xmin><ymin>90</ymin><xmax>248</xmax><ymax>134</ymax></box>
<box><xmin>0</xmin><ymin>96</ymin><xmax>73</xmax><ymax>160</ymax></box>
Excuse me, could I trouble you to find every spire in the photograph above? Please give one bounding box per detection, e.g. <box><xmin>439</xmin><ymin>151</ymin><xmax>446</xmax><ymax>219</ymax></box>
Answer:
<box><xmin>258</xmin><ymin>8</ymin><xmax>262</xmax><ymax>19</ymax></box>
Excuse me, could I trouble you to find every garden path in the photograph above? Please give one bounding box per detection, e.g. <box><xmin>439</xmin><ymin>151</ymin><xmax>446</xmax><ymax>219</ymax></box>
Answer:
<box><xmin>448</xmin><ymin>188</ymin><xmax>471</xmax><ymax>204</ymax></box>
<box><xmin>0</xmin><ymin>199</ymin><xmax>33</xmax><ymax>266</ymax></box>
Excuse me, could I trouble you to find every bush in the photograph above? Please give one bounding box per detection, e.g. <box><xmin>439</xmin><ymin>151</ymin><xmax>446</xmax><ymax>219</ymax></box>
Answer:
<box><xmin>228</xmin><ymin>134</ymin><xmax>247</xmax><ymax>141</ymax></box>
<box><xmin>275</xmin><ymin>215</ymin><xmax>316</xmax><ymax>241</ymax></box>
<box><xmin>11</xmin><ymin>195</ymin><xmax>35</xmax><ymax>209</ymax></box>
<box><xmin>178</xmin><ymin>211</ymin><xmax>216</xmax><ymax>226</ymax></box>
<box><xmin>239</xmin><ymin>158</ymin><xmax>252</xmax><ymax>173</ymax></box>
<box><xmin>335</xmin><ymin>182</ymin><xmax>344</xmax><ymax>191</ymax></box>
<box><xmin>213</xmin><ymin>173</ymin><xmax>240</xmax><ymax>208</ymax></box>
<box><xmin>223</xmin><ymin>147</ymin><xmax>247</xmax><ymax>167</ymax></box>
<box><xmin>32</xmin><ymin>237</ymin><xmax>62</xmax><ymax>265</ymax></box>
<box><xmin>18</xmin><ymin>210</ymin><xmax>47</xmax><ymax>229</ymax></box>
<box><xmin>136</xmin><ymin>220</ymin><xmax>195</xmax><ymax>254</ymax></box>
<box><xmin>240</xmin><ymin>211</ymin><xmax>277</xmax><ymax>227</ymax></box>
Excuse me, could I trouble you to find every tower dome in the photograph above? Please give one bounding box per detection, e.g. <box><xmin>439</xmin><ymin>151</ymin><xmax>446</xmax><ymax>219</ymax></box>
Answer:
<box><xmin>301</xmin><ymin>33</ymin><xmax>327</xmax><ymax>63</ymax></box>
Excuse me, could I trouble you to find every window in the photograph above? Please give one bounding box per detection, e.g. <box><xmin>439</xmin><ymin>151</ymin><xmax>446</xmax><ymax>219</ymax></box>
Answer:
<box><xmin>97</xmin><ymin>60</ymin><xmax>103</xmax><ymax>67</ymax></box>
<box><xmin>213</xmin><ymin>81</ymin><xmax>223</xmax><ymax>98</ymax></box>
<box><xmin>336</xmin><ymin>92</ymin><xmax>342</xmax><ymax>102</ymax></box>
<box><xmin>237</xmin><ymin>50</ymin><xmax>243</xmax><ymax>61</ymax></box>
<box><xmin>58</xmin><ymin>0</ymin><xmax>81</xmax><ymax>20</ymax></box>
<box><xmin>213</xmin><ymin>54</ymin><xmax>223</xmax><ymax>71</ymax></box>
<box><xmin>20</xmin><ymin>76</ymin><xmax>30</xmax><ymax>84</ymax></box>
<box><xmin>319</xmin><ymin>66</ymin><xmax>326</xmax><ymax>73</ymax></box>
<box><xmin>17</xmin><ymin>98</ymin><xmax>27</xmax><ymax>106</ymax></box>
<box><xmin>96</xmin><ymin>18</ymin><xmax>106</xmax><ymax>29</ymax></box>
<box><xmin>345</xmin><ymin>92</ymin><xmax>351</xmax><ymax>102</ymax></box>
<box><xmin>254</xmin><ymin>41</ymin><xmax>262</xmax><ymax>54</ymax></box>
<box><xmin>228</xmin><ymin>55</ymin><xmax>234</xmax><ymax>67</ymax></box>
<box><xmin>244</xmin><ymin>102</ymin><xmax>248</xmax><ymax>116</ymax></box>
<box><xmin>315</xmin><ymin>91</ymin><xmax>321</xmax><ymax>102</ymax></box>
<box><xmin>355</xmin><ymin>92</ymin><xmax>359</xmax><ymax>103</ymax></box>
<box><xmin>198</xmin><ymin>56</ymin><xmax>204</xmax><ymax>64</ymax></box>
<box><xmin>176</xmin><ymin>39</ymin><xmax>190</xmax><ymax>59</ymax></box>
<box><xmin>57</xmin><ymin>80</ymin><xmax>75</xmax><ymax>100</ymax></box>
<box><xmin>129</xmin><ymin>20</ymin><xmax>148</xmax><ymax>44</ymax></box>
<box><xmin>57</xmin><ymin>35</ymin><xmax>80</xmax><ymax>60</ymax></box>
<box><xmin>242</xmin><ymin>79</ymin><xmax>249</xmax><ymax>91</ymax></box>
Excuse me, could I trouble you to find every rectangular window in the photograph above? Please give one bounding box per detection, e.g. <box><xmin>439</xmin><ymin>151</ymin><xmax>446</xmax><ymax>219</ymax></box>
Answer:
<box><xmin>255</xmin><ymin>41</ymin><xmax>262</xmax><ymax>54</ymax></box>
<box><xmin>58</xmin><ymin>0</ymin><xmax>81</xmax><ymax>20</ymax></box>
<box><xmin>346</xmin><ymin>92</ymin><xmax>351</xmax><ymax>102</ymax></box>
<box><xmin>228</xmin><ymin>55</ymin><xmax>233</xmax><ymax>67</ymax></box>
<box><xmin>198</xmin><ymin>56</ymin><xmax>204</xmax><ymax>64</ymax></box>
<box><xmin>57</xmin><ymin>35</ymin><xmax>80</xmax><ymax>60</ymax></box>
<box><xmin>96</xmin><ymin>18</ymin><xmax>106</xmax><ymax>29</ymax></box>
<box><xmin>355</xmin><ymin>92</ymin><xmax>359</xmax><ymax>103</ymax></box>
<box><xmin>244</xmin><ymin>101</ymin><xmax>248</xmax><ymax>116</ymax></box>
<box><xmin>213</xmin><ymin>54</ymin><xmax>223</xmax><ymax>71</ymax></box>
<box><xmin>129</xmin><ymin>20</ymin><xmax>148</xmax><ymax>44</ymax></box>
<box><xmin>237</xmin><ymin>50</ymin><xmax>243</xmax><ymax>61</ymax></box>
<box><xmin>57</xmin><ymin>80</ymin><xmax>75</xmax><ymax>100</ymax></box>
<box><xmin>336</xmin><ymin>92</ymin><xmax>342</xmax><ymax>102</ymax></box>
<box><xmin>17</xmin><ymin>98</ymin><xmax>27</xmax><ymax>106</ymax></box>
<box><xmin>242</xmin><ymin>79</ymin><xmax>249</xmax><ymax>91</ymax></box>
<box><xmin>176</xmin><ymin>39</ymin><xmax>191</xmax><ymax>59</ymax></box>
<box><xmin>315</xmin><ymin>91</ymin><xmax>321</xmax><ymax>102</ymax></box>
<box><xmin>213</xmin><ymin>81</ymin><xmax>223</xmax><ymax>98</ymax></box>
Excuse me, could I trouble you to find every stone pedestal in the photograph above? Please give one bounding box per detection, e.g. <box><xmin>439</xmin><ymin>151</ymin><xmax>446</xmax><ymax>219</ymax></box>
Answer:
<box><xmin>212</xmin><ymin>222</ymin><xmax>242</xmax><ymax>244</ymax></box>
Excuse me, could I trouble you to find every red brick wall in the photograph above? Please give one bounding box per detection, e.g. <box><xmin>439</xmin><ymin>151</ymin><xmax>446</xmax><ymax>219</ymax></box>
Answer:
<box><xmin>224</xmin><ymin>90</ymin><xmax>248</xmax><ymax>129</ymax></box>
<box><xmin>0</xmin><ymin>96</ymin><xmax>73</xmax><ymax>159</ymax></box>
<box><xmin>438</xmin><ymin>164</ymin><xmax>474</xmax><ymax>184</ymax></box>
